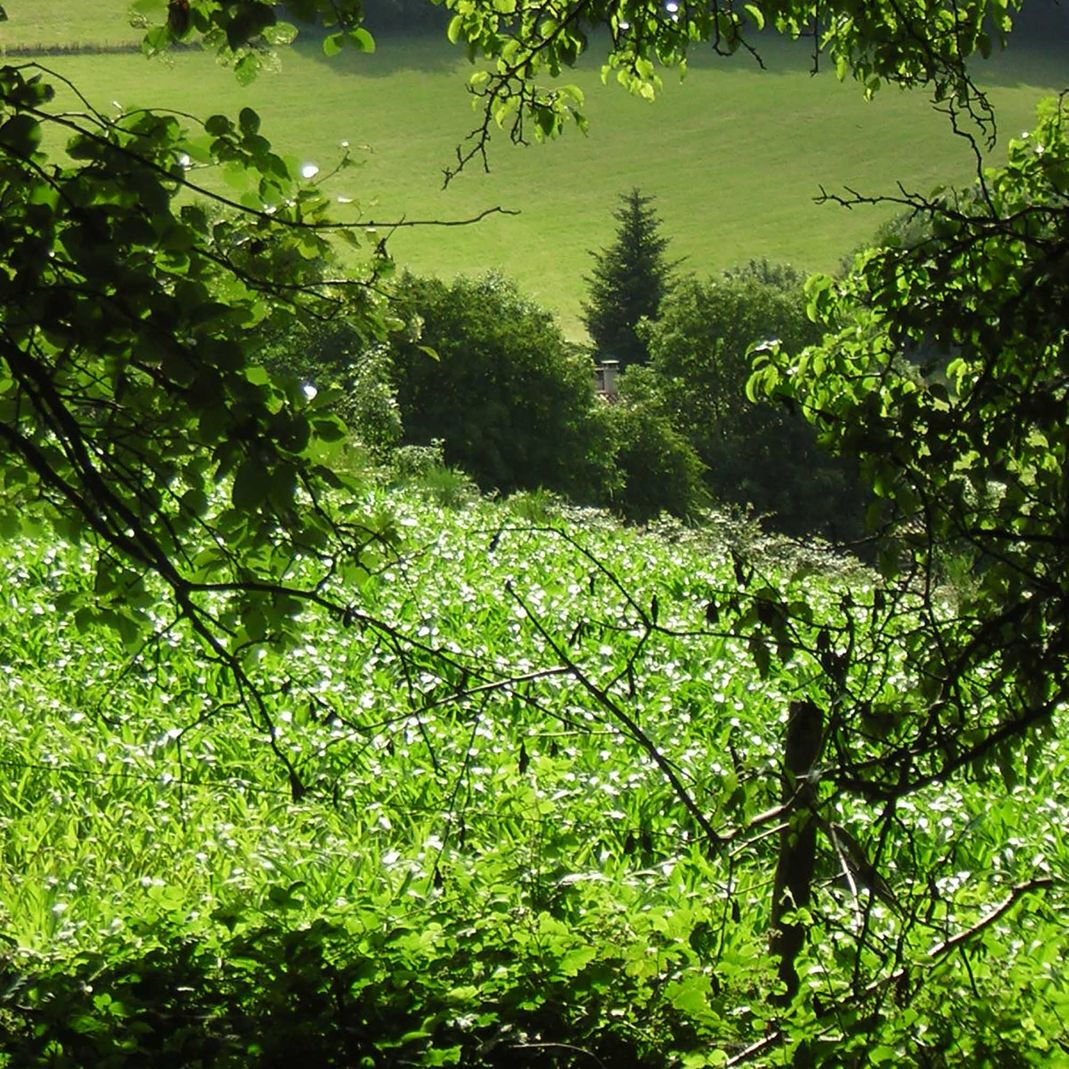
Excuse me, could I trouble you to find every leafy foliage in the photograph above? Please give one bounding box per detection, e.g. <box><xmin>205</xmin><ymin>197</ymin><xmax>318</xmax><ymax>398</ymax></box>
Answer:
<box><xmin>387</xmin><ymin>273</ymin><xmax>608</xmax><ymax>500</ymax></box>
<box><xmin>582</xmin><ymin>188</ymin><xmax>677</xmax><ymax>367</ymax></box>
<box><xmin>751</xmin><ymin>95</ymin><xmax>1069</xmax><ymax>793</ymax></box>
<box><xmin>643</xmin><ymin>264</ymin><xmax>868</xmax><ymax>540</ymax></box>
<box><xmin>436</xmin><ymin>0</ymin><xmax>1020</xmax><ymax>177</ymax></box>
<box><xmin>0</xmin><ymin>500</ymin><xmax>1066</xmax><ymax>1066</ymax></box>
<box><xmin>258</xmin><ymin>314</ymin><xmax>404</xmax><ymax>458</ymax></box>
<box><xmin>0</xmin><ymin>62</ymin><xmax>399</xmax><ymax>670</ymax></box>
<box><xmin>2</xmin><ymin>5</ymin><xmax>1068</xmax><ymax>1067</ymax></box>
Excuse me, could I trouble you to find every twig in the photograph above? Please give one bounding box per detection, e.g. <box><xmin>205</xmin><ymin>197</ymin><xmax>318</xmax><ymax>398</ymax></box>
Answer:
<box><xmin>509</xmin><ymin>1041</ymin><xmax>608</xmax><ymax>1068</ymax></box>
<box><xmin>927</xmin><ymin>876</ymin><xmax>1056</xmax><ymax>961</ymax></box>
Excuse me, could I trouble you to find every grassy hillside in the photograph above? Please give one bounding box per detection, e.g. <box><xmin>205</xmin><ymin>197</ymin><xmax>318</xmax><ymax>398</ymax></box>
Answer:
<box><xmin>3</xmin><ymin>4</ymin><xmax>1065</xmax><ymax>333</ymax></box>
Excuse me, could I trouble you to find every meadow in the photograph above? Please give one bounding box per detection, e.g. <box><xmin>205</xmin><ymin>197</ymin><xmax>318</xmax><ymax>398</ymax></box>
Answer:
<box><xmin>2</xmin><ymin>0</ymin><xmax>1066</xmax><ymax>333</ymax></box>
<box><xmin>0</xmin><ymin>487</ymin><xmax>1065</xmax><ymax>1064</ymax></box>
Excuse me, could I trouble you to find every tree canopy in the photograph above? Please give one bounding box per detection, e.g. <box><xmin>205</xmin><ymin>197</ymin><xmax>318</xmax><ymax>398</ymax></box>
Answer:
<box><xmin>0</xmin><ymin>60</ymin><xmax>393</xmax><ymax>651</ymax></box>
<box><xmin>387</xmin><ymin>273</ymin><xmax>605</xmax><ymax>499</ymax></box>
<box><xmin>749</xmin><ymin>94</ymin><xmax>1069</xmax><ymax>791</ymax></box>
<box><xmin>642</xmin><ymin>263</ymin><xmax>867</xmax><ymax>539</ymax></box>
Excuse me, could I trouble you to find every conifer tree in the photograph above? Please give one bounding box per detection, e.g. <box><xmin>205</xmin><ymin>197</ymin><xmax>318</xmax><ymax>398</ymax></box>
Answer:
<box><xmin>582</xmin><ymin>188</ymin><xmax>676</xmax><ymax>368</ymax></box>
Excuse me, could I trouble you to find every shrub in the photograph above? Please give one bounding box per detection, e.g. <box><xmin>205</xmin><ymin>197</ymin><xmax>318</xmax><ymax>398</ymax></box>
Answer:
<box><xmin>593</xmin><ymin>383</ymin><xmax>708</xmax><ymax>523</ymax></box>
<box><xmin>387</xmin><ymin>273</ymin><xmax>607</xmax><ymax>501</ymax></box>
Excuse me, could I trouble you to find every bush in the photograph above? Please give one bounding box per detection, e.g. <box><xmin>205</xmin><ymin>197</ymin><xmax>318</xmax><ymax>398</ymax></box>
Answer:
<box><xmin>342</xmin><ymin>344</ymin><xmax>403</xmax><ymax>458</ymax></box>
<box><xmin>1</xmin><ymin>901</ymin><xmax>703</xmax><ymax>1069</ymax></box>
<box><xmin>389</xmin><ymin>440</ymin><xmax>480</xmax><ymax>507</ymax></box>
<box><xmin>594</xmin><ymin>379</ymin><xmax>708</xmax><ymax>523</ymax></box>
<box><xmin>387</xmin><ymin>273</ymin><xmax>607</xmax><ymax>501</ymax></box>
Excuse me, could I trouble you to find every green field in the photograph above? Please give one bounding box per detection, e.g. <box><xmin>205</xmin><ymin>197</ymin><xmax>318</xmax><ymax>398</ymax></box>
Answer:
<box><xmin>2</xmin><ymin>1</ymin><xmax>1066</xmax><ymax>334</ymax></box>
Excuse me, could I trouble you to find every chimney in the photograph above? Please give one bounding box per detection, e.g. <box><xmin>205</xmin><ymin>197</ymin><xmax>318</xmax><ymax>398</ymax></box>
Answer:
<box><xmin>595</xmin><ymin>359</ymin><xmax>620</xmax><ymax>399</ymax></box>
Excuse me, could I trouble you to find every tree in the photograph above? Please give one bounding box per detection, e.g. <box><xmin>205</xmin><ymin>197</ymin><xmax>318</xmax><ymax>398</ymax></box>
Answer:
<box><xmin>582</xmin><ymin>188</ymin><xmax>676</xmax><ymax>367</ymax></box>
<box><xmin>643</xmin><ymin>264</ymin><xmax>868</xmax><ymax>539</ymax></box>
<box><xmin>387</xmin><ymin>273</ymin><xmax>607</xmax><ymax>500</ymax></box>
<box><xmin>0</xmin><ymin>65</ymin><xmax>385</xmax><ymax>614</ymax></box>
<box><xmin>749</xmin><ymin>96</ymin><xmax>1069</xmax><ymax>790</ymax></box>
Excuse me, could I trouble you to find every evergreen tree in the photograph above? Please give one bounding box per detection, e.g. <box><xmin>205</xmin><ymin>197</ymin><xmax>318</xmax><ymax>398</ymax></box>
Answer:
<box><xmin>581</xmin><ymin>189</ymin><xmax>676</xmax><ymax>368</ymax></box>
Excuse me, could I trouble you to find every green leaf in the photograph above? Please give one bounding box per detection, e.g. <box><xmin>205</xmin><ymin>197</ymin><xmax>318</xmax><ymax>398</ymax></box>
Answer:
<box><xmin>348</xmin><ymin>27</ymin><xmax>375</xmax><ymax>53</ymax></box>
<box><xmin>234</xmin><ymin>53</ymin><xmax>261</xmax><ymax>87</ymax></box>
<box><xmin>239</xmin><ymin>107</ymin><xmax>261</xmax><ymax>135</ymax></box>
<box><xmin>204</xmin><ymin>114</ymin><xmax>231</xmax><ymax>136</ymax></box>
<box><xmin>180</xmin><ymin>488</ymin><xmax>210</xmax><ymax>517</ymax></box>
<box><xmin>665</xmin><ymin>975</ymin><xmax>712</xmax><ymax>1017</ymax></box>
<box><xmin>748</xmin><ymin>633</ymin><xmax>771</xmax><ymax>679</ymax></box>
<box><xmin>323</xmin><ymin>31</ymin><xmax>343</xmax><ymax>56</ymax></box>
<box><xmin>232</xmin><ymin>459</ymin><xmax>269</xmax><ymax>510</ymax></box>
<box><xmin>312</xmin><ymin>416</ymin><xmax>347</xmax><ymax>444</ymax></box>
<box><xmin>244</xmin><ymin>365</ymin><xmax>271</xmax><ymax>386</ymax></box>
<box><xmin>263</xmin><ymin>20</ymin><xmax>298</xmax><ymax>45</ymax></box>
<box><xmin>557</xmin><ymin>945</ymin><xmax>596</xmax><ymax>976</ymax></box>
<box><xmin>0</xmin><ymin>114</ymin><xmax>42</xmax><ymax>155</ymax></box>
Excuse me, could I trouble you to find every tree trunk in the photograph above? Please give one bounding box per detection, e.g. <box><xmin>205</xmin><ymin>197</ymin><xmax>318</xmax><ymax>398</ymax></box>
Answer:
<box><xmin>769</xmin><ymin>700</ymin><xmax>824</xmax><ymax>1004</ymax></box>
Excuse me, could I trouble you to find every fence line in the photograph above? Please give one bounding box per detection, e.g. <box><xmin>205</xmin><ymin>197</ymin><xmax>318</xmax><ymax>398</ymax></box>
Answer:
<box><xmin>0</xmin><ymin>41</ymin><xmax>200</xmax><ymax>57</ymax></box>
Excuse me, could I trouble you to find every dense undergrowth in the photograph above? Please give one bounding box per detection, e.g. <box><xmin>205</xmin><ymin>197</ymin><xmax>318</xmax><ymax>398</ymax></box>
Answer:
<box><xmin>0</xmin><ymin>487</ymin><xmax>1065</xmax><ymax>1066</ymax></box>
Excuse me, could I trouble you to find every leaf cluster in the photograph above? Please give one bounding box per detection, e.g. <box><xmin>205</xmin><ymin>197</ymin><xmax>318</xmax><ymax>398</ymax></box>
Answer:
<box><xmin>430</xmin><ymin>0</ymin><xmax>1020</xmax><ymax>178</ymax></box>
<box><xmin>0</xmin><ymin>61</ymin><xmax>402</xmax><ymax>732</ymax></box>
<box><xmin>749</xmin><ymin>96</ymin><xmax>1069</xmax><ymax>794</ymax></box>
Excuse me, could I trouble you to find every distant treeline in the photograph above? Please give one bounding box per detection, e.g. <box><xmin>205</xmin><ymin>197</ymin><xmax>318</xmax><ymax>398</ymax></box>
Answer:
<box><xmin>1013</xmin><ymin>1</ymin><xmax>1069</xmax><ymax>43</ymax></box>
<box><xmin>360</xmin><ymin>0</ymin><xmax>452</xmax><ymax>34</ymax></box>
<box><xmin>4</xmin><ymin>1</ymin><xmax>1062</xmax><ymax>55</ymax></box>
<box><xmin>0</xmin><ymin>3</ymin><xmax>451</xmax><ymax>57</ymax></box>
<box><xmin>290</xmin><ymin>0</ymin><xmax>450</xmax><ymax>36</ymax></box>
<box><xmin>0</xmin><ymin>42</ymin><xmax>196</xmax><ymax>56</ymax></box>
